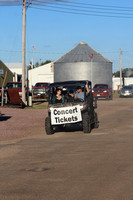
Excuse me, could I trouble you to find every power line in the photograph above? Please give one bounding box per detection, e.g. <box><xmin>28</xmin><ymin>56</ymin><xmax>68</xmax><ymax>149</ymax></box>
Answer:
<box><xmin>1</xmin><ymin>0</ymin><xmax>133</xmax><ymax>18</ymax></box>
<box><xmin>0</xmin><ymin>0</ymin><xmax>22</xmax><ymax>5</ymax></box>
<box><xmin>30</xmin><ymin>0</ymin><xmax>133</xmax><ymax>18</ymax></box>
<box><xmin>29</xmin><ymin>5</ymin><xmax>133</xmax><ymax>18</ymax></box>
<box><xmin>59</xmin><ymin>0</ymin><xmax>133</xmax><ymax>10</ymax></box>
<box><xmin>32</xmin><ymin>0</ymin><xmax>133</xmax><ymax>11</ymax></box>
<box><xmin>1</xmin><ymin>49</ymin><xmax>133</xmax><ymax>54</ymax></box>
<box><xmin>30</xmin><ymin>3</ymin><xmax>133</xmax><ymax>16</ymax></box>
<box><xmin>0</xmin><ymin>0</ymin><xmax>60</xmax><ymax>6</ymax></box>
<box><xmin>1</xmin><ymin>0</ymin><xmax>133</xmax><ymax>11</ymax></box>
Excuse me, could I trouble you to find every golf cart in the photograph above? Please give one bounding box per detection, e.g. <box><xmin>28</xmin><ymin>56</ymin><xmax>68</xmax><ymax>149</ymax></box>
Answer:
<box><xmin>45</xmin><ymin>80</ymin><xmax>99</xmax><ymax>134</ymax></box>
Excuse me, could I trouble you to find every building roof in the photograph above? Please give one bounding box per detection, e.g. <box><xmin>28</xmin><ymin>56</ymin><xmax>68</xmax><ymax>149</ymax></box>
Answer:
<box><xmin>0</xmin><ymin>60</ymin><xmax>13</xmax><ymax>74</ymax></box>
<box><xmin>55</xmin><ymin>42</ymin><xmax>112</xmax><ymax>63</ymax></box>
<box><xmin>5</xmin><ymin>63</ymin><xmax>22</xmax><ymax>69</ymax></box>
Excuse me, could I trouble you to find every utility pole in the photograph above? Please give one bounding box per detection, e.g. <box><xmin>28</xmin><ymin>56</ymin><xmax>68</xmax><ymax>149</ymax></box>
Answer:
<box><xmin>119</xmin><ymin>48</ymin><xmax>122</xmax><ymax>89</ymax></box>
<box><xmin>22</xmin><ymin>0</ymin><xmax>26</xmax><ymax>103</ymax></box>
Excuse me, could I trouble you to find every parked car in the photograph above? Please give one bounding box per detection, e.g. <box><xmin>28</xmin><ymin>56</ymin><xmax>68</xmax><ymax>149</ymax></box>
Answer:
<box><xmin>4</xmin><ymin>82</ymin><xmax>31</xmax><ymax>99</ymax></box>
<box><xmin>92</xmin><ymin>84</ymin><xmax>113</xmax><ymax>100</ymax></box>
<box><xmin>5</xmin><ymin>82</ymin><xmax>22</xmax><ymax>95</ymax></box>
<box><xmin>32</xmin><ymin>82</ymin><xmax>50</xmax><ymax>100</ymax></box>
<box><xmin>45</xmin><ymin>80</ymin><xmax>99</xmax><ymax>135</ymax></box>
<box><xmin>119</xmin><ymin>85</ymin><xmax>133</xmax><ymax>98</ymax></box>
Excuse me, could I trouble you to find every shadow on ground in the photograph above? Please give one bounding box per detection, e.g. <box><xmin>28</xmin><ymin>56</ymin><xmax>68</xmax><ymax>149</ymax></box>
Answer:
<box><xmin>0</xmin><ymin>114</ymin><xmax>12</xmax><ymax>121</ymax></box>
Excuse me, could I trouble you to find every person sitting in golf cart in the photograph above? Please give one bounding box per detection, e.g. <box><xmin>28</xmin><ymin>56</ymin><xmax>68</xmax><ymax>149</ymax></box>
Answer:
<box><xmin>74</xmin><ymin>81</ymin><xmax>90</xmax><ymax>101</ymax></box>
<box><xmin>52</xmin><ymin>88</ymin><xmax>64</xmax><ymax>104</ymax></box>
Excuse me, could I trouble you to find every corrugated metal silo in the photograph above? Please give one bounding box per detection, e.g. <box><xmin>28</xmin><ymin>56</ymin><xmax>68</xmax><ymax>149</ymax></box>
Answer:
<box><xmin>54</xmin><ymin>42</ymin><xmax>112</xmax><ymax>87</ymax></box>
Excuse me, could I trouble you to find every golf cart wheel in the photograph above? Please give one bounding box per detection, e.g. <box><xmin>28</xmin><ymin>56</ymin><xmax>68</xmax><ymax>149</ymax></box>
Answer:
<box><xmin>82</xmin><ymin>112</ymin><xmax>91</xmax><ymax>134</ymax></box>
<box><xmin>94</xmin><ymin>112</ymin><xmax>99</xmax><ymax>128</ymax></box>
<box><xmin>45</xmin><ymin>116</ymin><xmax>54</xmax><ymax>135</ymax></box>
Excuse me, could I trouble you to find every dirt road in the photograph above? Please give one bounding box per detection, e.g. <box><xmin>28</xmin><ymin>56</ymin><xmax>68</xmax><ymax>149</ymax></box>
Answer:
<box><xmin>0</xmin><ymin>97</ymin><xmax>133</xmax><ymax>200</ymax></box>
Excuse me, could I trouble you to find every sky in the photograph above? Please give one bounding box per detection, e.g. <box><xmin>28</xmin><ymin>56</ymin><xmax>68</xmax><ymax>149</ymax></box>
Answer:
<box><xmin>0</xmin><ymin>0</ymin><xmax>133</xmax><ymax>72</ymax></box>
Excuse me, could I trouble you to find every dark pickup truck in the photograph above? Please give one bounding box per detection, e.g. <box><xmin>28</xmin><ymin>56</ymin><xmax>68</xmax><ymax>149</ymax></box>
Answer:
<box><xmin>32</xmin><ymin>82</ymin><xmax>50</xmax><ymax>100</ymax></box>
<box><xmin>92</xmin><ymin>84</ymin><xmax>113</xmax><ymax>100</ymax></box>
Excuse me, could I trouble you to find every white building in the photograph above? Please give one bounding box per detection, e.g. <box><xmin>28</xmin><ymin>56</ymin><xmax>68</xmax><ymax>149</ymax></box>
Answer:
<box><xmin>28</xmin><ymin>62</ymin><xmax>54</xmax><ymax>89</ymax></box>
<box><xmin>5</xmin><ymin>62</ymin><xmax>54</xmax><ymax>89</ymax></box>
<box><xmin>5</xmin><ymin>63</ymin><xmax>22</xmax><ymax>82</ymax></box>
<box><xmin>113</xmin><ymin>77</ymin><xmax>133</xmax><ymax>91</ymax></box>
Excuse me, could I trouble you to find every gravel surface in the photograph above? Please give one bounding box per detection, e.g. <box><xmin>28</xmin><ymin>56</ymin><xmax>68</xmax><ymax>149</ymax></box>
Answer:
<box><xmin>0</xmin><ymin>96</ymin><xmax>132</xmax><ymax>141</ymax></box>
<box><xmin>0</xmin><ymin>107</ymin><xmax>48</xmax><ymax>141</ymax></box>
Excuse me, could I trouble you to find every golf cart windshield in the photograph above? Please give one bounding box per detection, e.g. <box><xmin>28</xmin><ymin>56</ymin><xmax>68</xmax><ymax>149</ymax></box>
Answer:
<box><xmin>49</xmin><ymin>85</ymin><xmax>86</xmax><ymax>104</ymax></box>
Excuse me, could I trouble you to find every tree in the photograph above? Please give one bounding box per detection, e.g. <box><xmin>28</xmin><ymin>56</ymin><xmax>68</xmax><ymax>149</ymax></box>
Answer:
<box><xmin>113</xmin><ymin>71</ymin><xmax>120</xmax><ymax>77</ymax></box>
<box><xmin>113</xmin><ymin>68</ymin><xmax>133</xmax><ymax>77</ymax></box>
<box><xmin>40</xmin><ymin>60</ymin><xmax>52</xmax><ymax>66</ymax></box>
<box><xmin>27</xmin><ymin>60</ymin><xmax>52</xmax><ymax>70</ymax></box>
<box><xmin>27</xmin><ymin>61</ymin><xmax>33</xmax><ymax>70</ymax></box>
<box><xmin>35</xmin><ymin>61</ymin><xmax>39</xmax><ymax>68</ymax></box>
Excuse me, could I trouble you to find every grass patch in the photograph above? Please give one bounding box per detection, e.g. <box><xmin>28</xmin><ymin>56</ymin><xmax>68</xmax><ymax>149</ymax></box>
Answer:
<box><xmin>25</xmin><ymin>104</ymin><xmax>48</xmax><ymax>109</ymax></box>
<box><xmin>113</xmin><ymin>93</ymin><xmax>119</xmax><ymax>97</ymax></box>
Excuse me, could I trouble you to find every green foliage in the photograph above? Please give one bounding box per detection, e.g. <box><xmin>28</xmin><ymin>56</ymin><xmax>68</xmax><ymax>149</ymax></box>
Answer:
<box><xmin>27</xmin><ymin>60</ymin><xmax>52</xmax><ymax>70</ymax></box>
<box><xmin>113</xmin><ymin>68</ymin><xmax>133</xmax><ymax>77</ymax></box>
<box><xmin>113</xmin><ymin>71</ymin><xmax>120</xmax><ymax>77</ymax></box>
<box><xmin>35</xmin><ymin>61</ymin><xmax>39</xmax><ymax>68</ymax></box>
<box><xmin>40</xmin><ymin>60</ymin><xmax>52</xmax><ymax>66</ymax></box>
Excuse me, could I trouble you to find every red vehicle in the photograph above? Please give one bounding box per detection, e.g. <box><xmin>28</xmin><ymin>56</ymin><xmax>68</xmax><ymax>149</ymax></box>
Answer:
<box><xmin>5</xmin><ymin>82</ymin><xmax>22</xmax><ymax>95</ymax></box>
<box><xmin>4</xmin><ymin>82</ymin><xmax>31</xmax><ymax>98</ymax></box>
<box><xmin>92</xmin><ymin>84</ymin><xmax>113</xmax><ymax>100</ymax></box>
<box><xmin>32</xmin><ymin>82</ymin><xmax>50</xmax><ymax>100</ymax></box>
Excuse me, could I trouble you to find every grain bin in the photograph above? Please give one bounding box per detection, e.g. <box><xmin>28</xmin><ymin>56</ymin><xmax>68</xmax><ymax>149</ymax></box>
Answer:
<box><xmin>54</xmin><ymin>42</ymin><xmax>112</xmax><ymax>87</ymax></box>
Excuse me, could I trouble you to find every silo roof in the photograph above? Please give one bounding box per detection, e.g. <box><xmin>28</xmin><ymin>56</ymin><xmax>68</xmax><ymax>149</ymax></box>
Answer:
<box><xmin>55</xmin><ymin>42</ymin><xmax>112</xmax><ymax>63</ymax></box>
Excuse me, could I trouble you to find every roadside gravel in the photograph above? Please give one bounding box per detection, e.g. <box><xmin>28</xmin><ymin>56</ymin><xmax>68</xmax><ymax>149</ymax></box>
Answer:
<box><xmin>0</xmin><ymin>96</ymin><xmax>129</xmax><ymax>142</ymax></box>
<box><xmin>0</xmin><ymin>107</ymin><xmax>48</xmax><ymax>141</ymax></box>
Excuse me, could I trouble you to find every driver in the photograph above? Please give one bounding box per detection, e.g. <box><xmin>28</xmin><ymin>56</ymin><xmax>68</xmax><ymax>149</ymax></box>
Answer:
<box><xmin>74</xmin><ymin>81</ymin><xmax>90</xmax><ymax>100</ymax></box>
<box><xmin>74</xmin><ymin>86</ymin><xmax>84</xmax><ymax>100</ymax></box>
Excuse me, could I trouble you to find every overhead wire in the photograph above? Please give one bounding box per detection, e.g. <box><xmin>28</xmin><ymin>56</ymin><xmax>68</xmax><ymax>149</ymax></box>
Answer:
<box><xmin>32</xmin><ymin>0</ymin><xmax>133</xmax><ymax>11</ymax></box>
<box><xmin>0</xmin><ymin>0</ymin><xmax>22</xmax><ymax>6</ymax></box>
<box><xmin>0</xmin><ymin>0</ymin><xmax>133</xmax><ymax>18</ymax></box>
<box><xmin>29</xmin><ymin>5</ymin><xmax>133</xmax><ymax>18</ymax></box>
<box><xmin>0</xmin><ymin>49</ymin><xmax>133</xmax><ymax>54</ymax></box>
<box><xmin>1</xmin><ymin>0</ymin><xmax>133</xmax><ymax>10</ymax></box>
<box><xmin>29</xmin><ymin>0</ymin><xmax>133</xmax><ymax>18</ymax></box>
<box><xmin>32</xmin><ymin>4</ymin><xmax>133</xmax><ymax>16</ymax></box>
<box><xmin>54</xmin><ymin>0</ymin><xmax>133</xmax><ymax>10</ymax></box>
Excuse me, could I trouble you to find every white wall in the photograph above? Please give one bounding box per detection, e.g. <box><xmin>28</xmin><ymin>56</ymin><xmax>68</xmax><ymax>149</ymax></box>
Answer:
<box><xmin>28</xmin><ymin>62</ymin><xmax>54</xmax><ymax>89</ymax></box>
<box><xmin>5</xmin><ymin>63</ymin><xmax>22</xmax><ymax>81</ymax></box>
<box><xmin>113</xmin><ymin>77</ymin><xmax>133</xmax><ymax>91</ymax></box>
<box><xmin>5</xmin><ymin>63</ymin><xmax>22</xmax><ymax>74</ymax></box>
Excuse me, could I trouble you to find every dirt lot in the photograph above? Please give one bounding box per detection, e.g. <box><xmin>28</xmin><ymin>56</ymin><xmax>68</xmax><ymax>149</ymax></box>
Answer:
<box><xmin>0</xmin><ymin>96</ymin><xmax>133</xmax><ymax>200</ymax></box>
<box><xmin>0</xmin><ymin>96</ymin><xmax>132</xmax><ymax>141</ymax></box>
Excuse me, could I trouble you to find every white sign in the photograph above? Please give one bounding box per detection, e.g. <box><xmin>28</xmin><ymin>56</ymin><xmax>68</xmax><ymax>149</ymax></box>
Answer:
<box><xmin>50</xmin><ymin>105</ymin><xmax>82</xmax><ymax>125</ymax></box>
<box><xmin>0</xmin><ymin>69</ymin><xmax>4</xmax><ymax>75</ymax></box>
